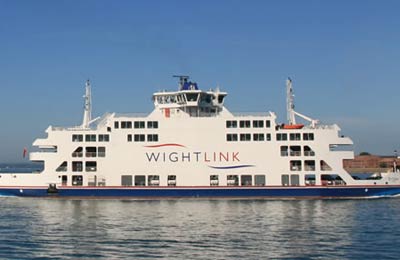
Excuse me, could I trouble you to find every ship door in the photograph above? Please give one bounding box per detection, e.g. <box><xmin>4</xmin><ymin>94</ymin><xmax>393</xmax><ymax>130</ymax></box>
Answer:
<box><xmin>62</xmin><ymin>175</ymin><xmax>68</xmax><ymax>186</ymax></box>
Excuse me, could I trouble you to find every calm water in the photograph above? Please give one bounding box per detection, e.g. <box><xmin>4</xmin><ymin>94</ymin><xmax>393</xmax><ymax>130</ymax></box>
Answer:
<box><xmin>0</xmin><ymin>197</ymin><xmax>399</xmax><ymax>259</ymax></box>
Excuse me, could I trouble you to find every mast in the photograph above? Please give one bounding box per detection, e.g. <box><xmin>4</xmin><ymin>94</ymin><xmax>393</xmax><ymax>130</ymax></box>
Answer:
<box><xmin>81</xmin><ymin>80</ymin><xmax>92</xmax><ymax>128</ymax></box>
<box><xmin>286</xmin><ymin>78</ymin><xmax>296</xmax><ymax>125</ymax></box>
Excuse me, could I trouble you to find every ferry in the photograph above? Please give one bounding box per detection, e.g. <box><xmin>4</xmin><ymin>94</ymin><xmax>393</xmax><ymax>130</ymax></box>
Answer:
<box><xmin>1</xmin><ymin>76</ymin><xmax>400</xmax><ymax>198</ymax></box>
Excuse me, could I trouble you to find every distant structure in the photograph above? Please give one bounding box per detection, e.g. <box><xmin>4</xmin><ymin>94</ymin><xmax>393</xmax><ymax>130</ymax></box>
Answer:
<box><xmin>344</xmin><ymin>154</ymin><xmax>400</xmax><ymax>173</ymax></box>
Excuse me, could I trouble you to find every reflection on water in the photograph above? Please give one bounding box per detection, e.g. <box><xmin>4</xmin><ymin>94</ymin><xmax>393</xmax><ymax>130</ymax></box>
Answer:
<box><xmin>0</xmin><ymin>198</ymin><xmax>399</xmax><ymax>259</ymax></box>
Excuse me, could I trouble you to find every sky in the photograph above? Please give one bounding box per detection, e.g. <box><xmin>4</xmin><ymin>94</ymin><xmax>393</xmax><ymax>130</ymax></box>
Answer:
<box><xmin>1</xmin><ymin>0</ymin><xmax>400</xmax><ymax>162</ymax></box>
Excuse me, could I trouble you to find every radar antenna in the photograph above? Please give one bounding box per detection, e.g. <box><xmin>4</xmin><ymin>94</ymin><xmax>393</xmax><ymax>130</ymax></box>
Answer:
<box><xmin>173</xmin><ymin>75</ymin><xmax>189</xmax><ymax>90</ymax></box>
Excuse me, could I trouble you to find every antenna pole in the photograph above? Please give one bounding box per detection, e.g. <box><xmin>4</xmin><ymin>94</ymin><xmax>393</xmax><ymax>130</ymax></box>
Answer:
<box><xmin>286</xmin><ymin>78</ymin><xmax>296</xmax><ymax>125</ymax></box>
<box><xmin>81</xmin><ymin>80</ymin><xmax>92</xmax><ymax>128</ymax></box>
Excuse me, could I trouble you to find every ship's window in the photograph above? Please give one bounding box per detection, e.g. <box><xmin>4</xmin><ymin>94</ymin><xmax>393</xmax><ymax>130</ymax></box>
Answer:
<box><xmin>266</xmin><ymin>120</ymin><xmax>271</xmax><ymax>128</ymax></box>
<box><xmin>72</xmin><ymin>161</ymin><xmax>83</xmax><ymax>172</ymax></box>
<box><xmin>281</xmin><ymin>174</ymin><xmax>290</xmax><ymax>186</ymax></box>
<box><xmin>227</xmin><ymin>175</ymin><xmax>239</xmax><ymax>186</ymax></box>
<box><xmin>290</xmin><ymin>146</ymin><xmax>301</xmax><ymax>156</ymax></box>
<box><xmin>85</xmin><ymin>147</ymin><xmax>96</xmax><ymax>157</ymax></box>
<box><xmin>56</xmin><ymin>161</ymin><xmax>67</xmax><ymax>172</ymax></box>
<box><xmin>99</xmin><ymin>134</ymin><xmax>110</xmax><ymax>142</ymax></box>
<box><xmin>98</xmin><ymin>147</ymin><xmax>106</xmax><ymax>157</ymax></box>
<box><xmin>147</xmin><ymin>134</ymin><xmax>158</xmax><ymax>142</ymax></box>
<box><xmin>305</xmin><ymin>174</ymin><xmax>316</xmax><ymax>186</ymax></box>
<box><xmin>135</xmin><ymin>175</ymin><xmax>146</xmax><ymax>186</ymax></box>
<box><xmin>320</xmin><ymin>160</ymin><xmax>332</xmax><ymax>171</ymax></box>
<box><xmin>290</xmin><ymin>133</ymin><xmax>301</xmax><ymax>141</ymax></box>
<box><xmin>290</xmin><ymin>160</ymin><xmax>302</xmax><ymax>171</ymax></box>
<box><xmin>305</xmin><ymin>160</ymin><xmax>316</xmax><ymax>171</ymax></box>
<box><xmin>210</xmin><ymin>175</ymin><xmax>219</xmax><ymax>186</ymax></box>
<box><xmin>72</xmin><ymin>134</ymin><xmax>83</xmax><ymax>142</ymax></box>
<box><xmin>226</xmin><ymin>134</ymin><xmax>238</xmax><ymax>142</ymax></box>
<box><xmin>147</xmin><ymin>121</ymin><xmax>158</xmax><ymax>129</ymax></box>
<box><xmin>114</xmin><ymin>121</ymin><xmax>119</xmax><ymax>129</ymax></box>
<box><xmin>85</xmin><ymin>134</ymin><xmax>96</xmax><ymax>142</ymax></box>
<box><xmin>253</xmin><ymin>120</ymin><xmax>264</xmax><ymax>128</ymax></box>
<box><xmin>72</xmin><ymin>147</ymin><xmax>83</xmax><ymax>157</ymax></box>
<box><xmin>121</xmin><ymin>121</ymin><xmax>132</xmax><ymax>129</ymax></box>
<box><xmin>186</xmin><ymin>93</ymin><xmax>199</xmax><ymax>102</ymax></box>
<box><xmin>88</xmin><ymin>176</ymin><xmax>96</xmax><ymax>186</ymax></box>
<box><xmin>253</xmin><ymin>133</ymin><xmax>264</xmax><ymax>141</ymax></box>
<box><xmin>241</xmin><ymin>175</ymin><xmax>252</xmax><ymax>186</ymax></box>
<box><xmin>121</xmin><ymin>175</ymin><xmax>132</xmax><ymax>186</ymax></box>
<box><xmin>61</xmin><ymin>175</ymin><xmax>68</xmax><ymax>186</ymax></box>
<box><xmin>276</xmin><ymin>133</ymin><xmax>287</xmax><ymax>141</ymax></box>
<box><xmin>280</xmin><ymin>146</ymin><xmax>288</xmax><ymax>156</ymax></box>
<box><xmin>148</xmin><ymin>175</ymin><xmax>160</xmax><ymax>186</ymax></box>
<box><xmin>86</xmin><ymin>161</ymin><xmax>97</xmax><ymax>172</ymax></box>
<box><xmin>321</xmin><ymin>174</ymin><xmax>335</xmax><ymax>186</ymax></box>
<box><xmin>303</xmin><ymin>133</ymin><xmax>314</xmax><ymax>141</ymax></box>
<box><xmin>255</xmin><ymin>175</ymin><xmax>266</xmax><ymax>186</ymax></box>
<box><xmin>72</xmin><ymin>175</ymin><xmax>83</xmax><ymax>186</ymax></box>
<box><xmin>134</xmin><ymin>121</ymin><xmax>145</xmax><ymax>129</ymax></box>
<box><xmin>290</xmin><ymin>175</ymin><xmax>300</xmax><ymax>186</ymax></box>
<box><xmin>218</xmin><ymin>95</ymin><xmax>225</xmax><ymax>103</ymax></box>
<box><xmin>167</xmin><ymin>175</ymin><xmax>176</xmax><ymax>186</ymax></box>
<box><xmin>127</xmin><ymin>134</ymin><xmax>132</xmax><ymax>142</ymax></box>
<box><xmin>107</xmin><ymin>127</ymin><xmax>111</xmax><ymax>132</ymax></box>
<box><xmin>240</xmin><ymin>133</ymin><xmax>251</xmax><ymax>141</ymax></box>
<box><xmin>239</xmin><ymin>120</ymin><xmax>251</xmax><ymax>128</ymax></box>
<box><xmin>134</xmin><ymin>134</ymin><xmax>145</xmax><ymax>142</ymax></box>
<box><xmin>226</xmin><ymin>120</ymin><xmax>237</xmax><ymax>128</ymax></box>
<box><xmin>304</xmin><ymin>146</ymin><xmax>315</xmax><ymax>156</ymax></box>
<box><xmin>266</xmin><ymin>133</ymin><xmax>271</xmax><ymax>141</ymax></box>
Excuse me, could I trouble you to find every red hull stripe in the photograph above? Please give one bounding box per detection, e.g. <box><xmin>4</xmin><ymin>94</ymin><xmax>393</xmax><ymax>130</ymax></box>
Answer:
<box><xmin>143</xmin><ymin>143</ymin><xmax>186</xmax><ymax>148</ymax></box>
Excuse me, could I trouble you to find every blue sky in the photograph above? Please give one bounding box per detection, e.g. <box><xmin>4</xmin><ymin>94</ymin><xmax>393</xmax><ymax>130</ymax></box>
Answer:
<box><xmin>1</xmin><ymin>0</ymin><xmax>400</xmax><ymax>162</ymax></box>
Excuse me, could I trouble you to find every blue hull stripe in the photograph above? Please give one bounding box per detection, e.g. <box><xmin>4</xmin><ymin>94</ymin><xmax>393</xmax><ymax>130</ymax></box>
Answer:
<box><xmin>1</xmin><ymin>186</ymin><xmax>400</xmax><ymax>198</ymax></box>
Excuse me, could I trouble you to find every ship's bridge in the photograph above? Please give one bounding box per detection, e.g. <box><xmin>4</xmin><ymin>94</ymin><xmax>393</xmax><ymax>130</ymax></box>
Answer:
<box><xmin>152</xmin><ymin>76</ymin><xmax>227</xmax><ymax>117</ymax></box>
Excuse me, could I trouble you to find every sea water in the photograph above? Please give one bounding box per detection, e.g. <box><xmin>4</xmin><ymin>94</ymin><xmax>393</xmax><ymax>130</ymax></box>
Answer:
<box><xmin>0</xmin><ymin>197</ymin><xmax>399</xmax><ymax>259</ymax></box>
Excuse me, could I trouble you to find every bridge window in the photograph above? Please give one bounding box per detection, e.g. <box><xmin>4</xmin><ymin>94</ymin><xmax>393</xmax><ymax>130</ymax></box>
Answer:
<box><xmin>253</xmin><ymin>120</ymin><xmax>264</xmax><ymax>128</ymax></box>
<box><xmin>147</xmin><ymin>134</ymin><xmax>158</xmax><ymax>142</ymax></box>
<box><xmin>98</xmin><ymin>134</ymin><xmax>110</xmax><ymax>142</ymax></box>
<box><xmin>226</xmin><ymin>134</ymin><xmax>238</xmax><ymax>142</ymax></box>
<box><xmin>147</xmin><ymin>121</ymin><xmax>158</xmax><ymax>129</ymax></box>
<box><xmin>85</xmin><ymin>134</ymin><xmax>96</xmax><ymax>142</ymax></box>
<box><xmin>303</xmin><ymin>133</ymin><xmax>314</xmax><ymax>141</ymax></box>
<box><xmin>186</xmin><ymin>93</ymin><xmax>199</xmax><ymax>102</ymax></box>
<box><xmin>121</xmin><ymin>121</ymin><xmax>132</xmax><ymax>129</ymax></box>
<box><xmin>277</xmin><ymin>133</ymin><xmax>287</xmax><ymax>141</ymax></box>
<box><xmin>239</xmin><ymin>120</ymin><xmax>251</xmax><ymax>128</ymax></box>
<box><xmin>72</xmin><ymin>134</ymin><xmax>83</xmax><ymax>142</ymax></box>
<box><xmin>240</xmin><ymin>133</ymin><xmax>251</xmax><ymax>141</ymax></box>
<box><xmin>226</xmin><ymin>120</ymin><xmax>237</xmax><ymax>128</ymax></box>
<box><xmin>290</xmin><ymin>133</ymin><xmax>301</xmax><ymax>141</ymax></box>
<box><xmin>253</xmin><ymin>133</ymin><xmax>264</xmax><ymax>141</ymax></box>
<box><xmin>134</xmin><ymin>121</ymin><xmax>145</xmax><ymax>129</ymax></box>
<box><xmin>134</xmin><ymin>134</ymin><xmax>145</xmax><ymax>142</ymax></box>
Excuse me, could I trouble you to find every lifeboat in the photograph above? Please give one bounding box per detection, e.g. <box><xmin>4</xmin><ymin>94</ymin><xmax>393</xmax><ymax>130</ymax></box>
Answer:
<box><xmin>282</xmin><ymin>124</ymin><xmax>304</xmax><ymax>130</ymax></box>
